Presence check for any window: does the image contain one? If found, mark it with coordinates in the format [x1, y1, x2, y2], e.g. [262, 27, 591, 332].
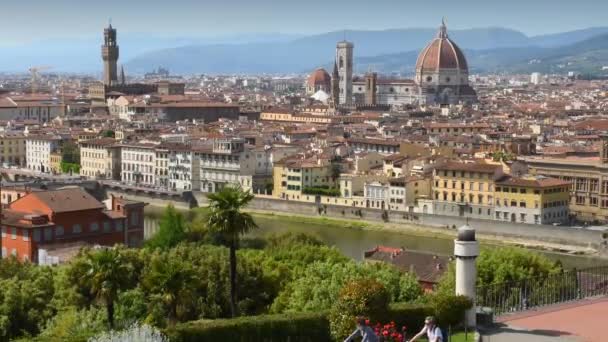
[103, 221, 111, 232]
[520, 201, 526, 208]
[22, 230, 29, 241]
[90, 222, 99, 232]
[1, 227, 5, 238]
[44, 228, 52, 241]
[72, 224, 82, 234]
[1, 247, 6, 258]
[130, 212, 139, 226]
[11, 227, 17, 240]
[576, 196, 586, 205]
[590, 196, 599, 207]
[115, 220, 123, 232]
[33, 229, 41, 242]
[56, 225, 64, 236]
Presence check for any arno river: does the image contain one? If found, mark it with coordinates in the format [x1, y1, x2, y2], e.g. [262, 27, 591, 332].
[144, 209, 604, 269]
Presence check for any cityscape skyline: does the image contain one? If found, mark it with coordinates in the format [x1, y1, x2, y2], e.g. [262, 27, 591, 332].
[2, 0, 608, 45]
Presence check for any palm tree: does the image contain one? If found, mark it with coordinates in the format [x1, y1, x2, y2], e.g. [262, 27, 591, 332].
[206, 185, 258, 317]
[84, 247, 132, 328]
[142, 253, 195, 325]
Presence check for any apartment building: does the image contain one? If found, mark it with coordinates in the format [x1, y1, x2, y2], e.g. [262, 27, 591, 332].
[120, 142, 158, 186]
[0, 132, 26, 167]
[196, 138, 267, 193]
[168, 144, 200, 191]
[522, 134, 608, 223]
[79, 138, 121, 179]
[432, 162, 503, 220]
[26, 135, 61, 173]
[1, 188, 145, 264]
[494, 176, 570, 225]
[155, 145, 169, 189]
[273, 157, 336, 200]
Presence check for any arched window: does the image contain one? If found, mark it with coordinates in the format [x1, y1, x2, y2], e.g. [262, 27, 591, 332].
[339, 57, 344, 68]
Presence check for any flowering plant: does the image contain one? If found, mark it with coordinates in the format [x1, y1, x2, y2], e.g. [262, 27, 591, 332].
[373, 320, 407, 342]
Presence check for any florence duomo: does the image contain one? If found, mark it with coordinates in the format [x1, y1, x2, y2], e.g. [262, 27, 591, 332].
[307, 19, 478, 108]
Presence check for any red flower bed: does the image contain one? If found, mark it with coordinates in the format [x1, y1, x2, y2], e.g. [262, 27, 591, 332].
[373, 320, 407, 342]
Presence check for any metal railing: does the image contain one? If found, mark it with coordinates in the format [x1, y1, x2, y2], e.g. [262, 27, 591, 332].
[477, 266, 608, 317]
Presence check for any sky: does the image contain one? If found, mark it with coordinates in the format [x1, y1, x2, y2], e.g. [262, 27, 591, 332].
[2, 0, 607, 44]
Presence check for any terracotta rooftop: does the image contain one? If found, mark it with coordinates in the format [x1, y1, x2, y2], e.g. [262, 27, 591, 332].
[14, 188, 105, 214]
[435, 161, 502, 173]
[496, 176, 571, 188]
[364, 246, 450, 284]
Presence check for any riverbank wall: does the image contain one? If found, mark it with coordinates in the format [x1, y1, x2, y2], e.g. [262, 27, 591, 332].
[104, 188, 605, 252]
[246, 195, 603, 250]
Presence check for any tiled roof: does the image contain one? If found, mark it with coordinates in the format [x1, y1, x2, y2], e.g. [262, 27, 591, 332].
[435, 161, 501, 173]
[21, 188, 104, 213]
[496, 176, 570, 188]
[364, 246, 450, 284]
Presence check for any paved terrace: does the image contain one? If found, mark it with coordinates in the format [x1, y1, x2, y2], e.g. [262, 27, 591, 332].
[483, 297, 608, 342]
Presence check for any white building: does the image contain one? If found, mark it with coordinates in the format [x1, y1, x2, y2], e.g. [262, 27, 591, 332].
[530, 72, 542, 85]
[26, 136, 60, 173]
[120, 143, 158, 186]
[168, 145, 200, 191]
[155, 145, 169, 189]
[195, 138, 256, 192]
[364, 181, 389, 210]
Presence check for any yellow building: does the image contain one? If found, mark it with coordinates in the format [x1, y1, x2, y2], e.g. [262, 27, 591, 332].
[432, 162, 503, 220]
[0, 133, 26, 167]
[79, 138, 121, 179]
[494, 176, 570, 225]
[273, 157, 336, 200]
[49, 152, 62, 174]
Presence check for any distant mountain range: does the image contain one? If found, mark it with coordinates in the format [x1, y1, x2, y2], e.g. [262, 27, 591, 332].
[123, 27, 608, 75]
[2, 27, 608, 75]
[355, 31, 608, 76]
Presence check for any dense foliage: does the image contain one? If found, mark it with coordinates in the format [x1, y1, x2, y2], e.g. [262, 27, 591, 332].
[302, 186, 341, 197]
[329, 278, 391, 340]
[435, 247, 563, 295]
[0, 204, 564, 341]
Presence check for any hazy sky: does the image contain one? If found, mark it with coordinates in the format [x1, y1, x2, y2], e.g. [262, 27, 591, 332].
[3, 0, 606, 42]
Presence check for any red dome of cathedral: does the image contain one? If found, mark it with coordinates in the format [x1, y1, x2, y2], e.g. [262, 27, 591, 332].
[415, 21, 468, 73]
[307, 68, 331, 88]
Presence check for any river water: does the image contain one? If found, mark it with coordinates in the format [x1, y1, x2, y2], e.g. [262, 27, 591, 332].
[144, 209, 605, 269]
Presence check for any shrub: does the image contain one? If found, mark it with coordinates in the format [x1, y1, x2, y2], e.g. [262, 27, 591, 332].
[165, 312, 330, 342]
[303, 187, 341, 197]
[427, 293, 473, 328]
[329, 278, 390, 340]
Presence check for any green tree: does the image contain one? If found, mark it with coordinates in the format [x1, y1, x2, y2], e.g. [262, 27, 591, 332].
[329, 278, 390, 340]
[436, 247, 562, 295]
[146, 205, 187, 249]
[0, 258, 56, 340]
[270, 260, 421, 313]
[206, 186, 258, 317]
[102, 130, 115, 138]
[141, 252, 196, 325]
[83, 247, 134, 328]
[61, 141, 80, 164]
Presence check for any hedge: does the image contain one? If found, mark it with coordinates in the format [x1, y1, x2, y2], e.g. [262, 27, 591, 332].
[165, 312, 331, 342]
[302, 187, 341, 197]
[164, 303, 442, 342]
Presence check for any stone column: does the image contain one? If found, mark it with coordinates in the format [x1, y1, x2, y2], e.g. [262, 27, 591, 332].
[454, 224, 479, 328]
